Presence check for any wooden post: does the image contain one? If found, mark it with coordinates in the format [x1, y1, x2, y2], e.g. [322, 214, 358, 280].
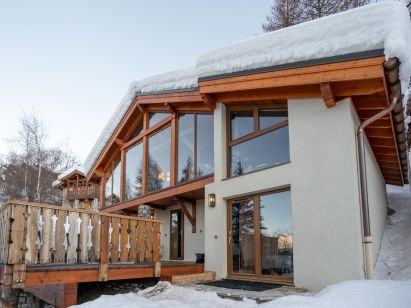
[154, 261, 161, 278]
[99, 215, 109, 281]
[12, 264, 26, 288]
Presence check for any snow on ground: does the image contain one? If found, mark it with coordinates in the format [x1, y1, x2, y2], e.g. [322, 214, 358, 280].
[375, 184, 411, 280]
[74, 185, 411, 307]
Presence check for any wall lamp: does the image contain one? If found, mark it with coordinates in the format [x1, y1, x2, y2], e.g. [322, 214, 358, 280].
[208, 193, 216, 207]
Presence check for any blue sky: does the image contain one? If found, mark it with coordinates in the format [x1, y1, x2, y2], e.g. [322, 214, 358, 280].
[0, 0, 272, 161]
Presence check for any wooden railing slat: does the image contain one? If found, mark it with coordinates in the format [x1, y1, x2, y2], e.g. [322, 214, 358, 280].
[120, 218, 129, 262]
[111, 217, 120, 263]
[137, 221, 145, 262]
[129, 220, 137, 263]
[90, 214, 101, 263]
[8, 205, 26, 264]
[55, 210, 66, 263]
[153, 223, 160, 262]
[40, 208, 52, 264]
[145, 221, 153, 262]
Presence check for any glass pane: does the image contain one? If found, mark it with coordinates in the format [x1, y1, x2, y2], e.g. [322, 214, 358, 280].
[170, 210, 183, 259]
[125, 143, 143, 200]
[260, 191, 293, 277]
[230, 110, 254, 140]
[259, 109, 288, 130]
[149, 112, 170, 128]
[148, 126, 171, 192]
[104, 175, 112, 207]
[232, 199, 255, 274]
[197, 114, 214, 177]
[178, 114, 195, 183]
[230, 126, 290, 177]
[112, 157, 121, 204]
[127, 120, 144, 141]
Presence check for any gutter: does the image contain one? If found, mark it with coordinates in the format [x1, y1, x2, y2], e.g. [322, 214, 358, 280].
[357, 96, 398, 279]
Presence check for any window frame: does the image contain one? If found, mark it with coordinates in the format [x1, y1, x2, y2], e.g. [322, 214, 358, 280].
[103, 109, 214, 207]
[226, 102, 289, 178]
[177, 112, 214, 184]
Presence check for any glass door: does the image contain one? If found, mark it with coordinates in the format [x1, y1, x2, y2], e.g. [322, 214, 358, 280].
[170, 209, 184, 260]
[227, 190, 293, 282]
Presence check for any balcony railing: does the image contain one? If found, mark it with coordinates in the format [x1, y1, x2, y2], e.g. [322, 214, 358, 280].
[0, 200, 161, 283]
[67, 183, 99, 200]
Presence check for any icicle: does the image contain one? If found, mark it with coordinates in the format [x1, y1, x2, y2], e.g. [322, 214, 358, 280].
[63, 216, 70, 251]
[51, 214, 58, 250]
[87, 220, 93, 251]
[36, 215, 45, 250]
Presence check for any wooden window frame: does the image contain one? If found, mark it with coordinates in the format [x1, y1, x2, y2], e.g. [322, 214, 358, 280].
[103, 109, 214, 208]
[169, 208, 184, 260]
[226, 187, 293, 284]
[176, 112, 214, 184]
[226, 103, 289, 178]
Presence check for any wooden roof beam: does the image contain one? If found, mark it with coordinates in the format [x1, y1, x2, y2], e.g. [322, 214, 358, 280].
[200, 93, 216, 110]
[320, 82, 336, 108]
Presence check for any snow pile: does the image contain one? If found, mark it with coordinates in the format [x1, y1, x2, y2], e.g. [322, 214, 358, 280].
[82, 68, 197, 175]
[197, 1, 411, 99]
[73, 280, 411, 308]
[375, 184, 411, 280]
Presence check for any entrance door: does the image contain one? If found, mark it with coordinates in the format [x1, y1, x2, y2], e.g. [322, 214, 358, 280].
[170, 209, 184, 259]
[227, 189, 293, 283]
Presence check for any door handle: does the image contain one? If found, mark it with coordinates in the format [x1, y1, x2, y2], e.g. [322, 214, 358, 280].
[228, 231, 232, 245]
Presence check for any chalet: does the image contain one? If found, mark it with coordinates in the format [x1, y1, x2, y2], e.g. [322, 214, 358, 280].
[1, 2, 410, 306]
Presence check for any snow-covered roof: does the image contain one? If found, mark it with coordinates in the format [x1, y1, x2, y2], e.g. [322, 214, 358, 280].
[82, 68, 198, 175]
[52, 165, 85, 187]
[81, 1, 411, 178]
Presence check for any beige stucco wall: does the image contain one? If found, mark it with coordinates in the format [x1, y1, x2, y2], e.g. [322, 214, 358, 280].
[158, 199, 205, 262]
[204, 98, 388, 291]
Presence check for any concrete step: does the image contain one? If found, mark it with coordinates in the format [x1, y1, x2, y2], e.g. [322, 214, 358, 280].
[161, 271, 216, 284]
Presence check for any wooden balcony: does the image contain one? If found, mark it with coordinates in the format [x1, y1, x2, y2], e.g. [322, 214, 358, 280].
[67, 182, 99, 201]
[0, 200, 162, 288]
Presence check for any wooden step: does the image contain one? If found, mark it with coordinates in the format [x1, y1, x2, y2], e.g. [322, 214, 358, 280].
[161, 271, 216, 284]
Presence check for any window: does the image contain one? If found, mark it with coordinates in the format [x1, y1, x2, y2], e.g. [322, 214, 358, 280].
[124, 142, 143, 200]
[177, 113, 214, 183]
[127, 119, 144, 141]
[149, 112, 170, 128]
[229, 189, 293, 280]
[228, 105, 289, 177]
[148, 126, 171, 192]
[104, 155, 121, 206]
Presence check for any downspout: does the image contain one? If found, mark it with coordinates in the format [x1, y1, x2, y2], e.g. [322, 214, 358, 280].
[357, 96, 398, 279]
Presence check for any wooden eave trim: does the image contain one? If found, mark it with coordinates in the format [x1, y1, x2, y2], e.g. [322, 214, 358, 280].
[199, 56, 385, 95]
[100, 176, 213, 213]
[137, 90, 203, 105]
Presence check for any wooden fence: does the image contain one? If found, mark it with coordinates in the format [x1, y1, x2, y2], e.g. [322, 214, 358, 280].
[0, 201, 161, 268]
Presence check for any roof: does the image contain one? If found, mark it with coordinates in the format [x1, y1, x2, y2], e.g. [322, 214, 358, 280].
[74, 1, 410, 179]
[52, 165, 85, 188]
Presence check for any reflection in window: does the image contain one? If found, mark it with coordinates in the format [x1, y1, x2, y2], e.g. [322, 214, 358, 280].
[259, 109, 288, 130]
[148, 126, 171, 192]
[232, 199, 255, 274]
[177, 113, 214, 183]
[231, 126, 289, 176]
[260, 191, 293, 276]
[178, 114, 195, 183]
[112, 158, 121, 204]
[104, 174, 113, 206]
[127, 119, 144, 141]
[104, 155, 121, 206]
[125, 142, 143, 200]
[230, 110, 254, 140]
[149, 112, 170, 128]
[197, 114, 214, 176]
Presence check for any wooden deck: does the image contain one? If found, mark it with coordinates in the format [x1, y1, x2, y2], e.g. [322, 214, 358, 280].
[0, 201, 207, 307]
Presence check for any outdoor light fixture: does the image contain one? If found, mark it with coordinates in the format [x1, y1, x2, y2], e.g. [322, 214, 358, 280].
[208, 193, 216, 207]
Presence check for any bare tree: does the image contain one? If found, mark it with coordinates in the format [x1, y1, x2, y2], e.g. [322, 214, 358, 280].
[263, 0, 370, 32]
[1, 112, 79, 204]
[263, 0, 304, 32]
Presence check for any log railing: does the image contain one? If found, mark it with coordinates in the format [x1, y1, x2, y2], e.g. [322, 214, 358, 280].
[0, 201, 162, 283]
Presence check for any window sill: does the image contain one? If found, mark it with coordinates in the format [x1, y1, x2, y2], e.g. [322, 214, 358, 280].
[222, 161, 291, 181]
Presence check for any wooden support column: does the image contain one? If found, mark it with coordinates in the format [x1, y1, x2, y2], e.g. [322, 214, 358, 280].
[99, 215, 109, 282]
[177, 199, 196, 233]
[320, 82, 336, 108]
[170, 113, 177, 186]
[25, 283, 78, 308]
[120, 149, 126, 202]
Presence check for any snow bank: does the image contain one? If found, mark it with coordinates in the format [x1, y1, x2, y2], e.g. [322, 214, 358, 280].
[82, 68, 197, 175]
[197, 1, 411, 98]
[73, 280, 411, 308]
[375, 184, 411, 280]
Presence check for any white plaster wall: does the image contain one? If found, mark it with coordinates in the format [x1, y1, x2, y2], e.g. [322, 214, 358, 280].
[158, 199, 205, 262]
[205, 99, 367, 291]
